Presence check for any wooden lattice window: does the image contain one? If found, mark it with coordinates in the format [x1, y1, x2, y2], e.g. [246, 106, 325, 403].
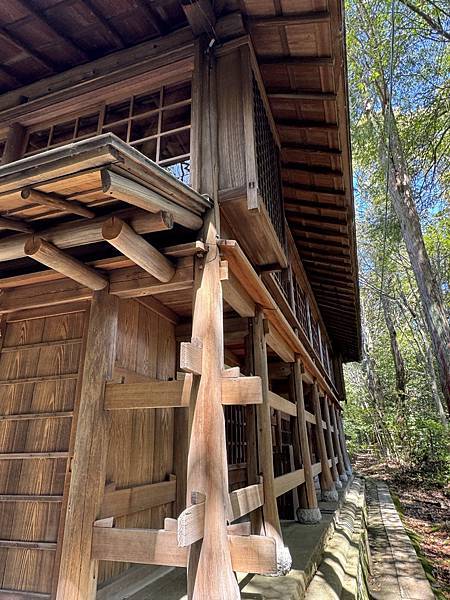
[294, 279, 309, 335]
[274, 268, 290, 300]
[310, 316, 321, 357]
[253, 76, 285, 250]
[23, 80, 191, 184]
[225, 405, 247, 467]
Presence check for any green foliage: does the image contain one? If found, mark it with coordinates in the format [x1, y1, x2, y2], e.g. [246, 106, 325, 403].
[344, 0, 450, 485]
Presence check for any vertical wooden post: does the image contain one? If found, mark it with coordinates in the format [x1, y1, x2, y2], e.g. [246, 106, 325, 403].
[56, 290, 118, 600]
[321, 395, 341, 489]
[312, 383, 338, 502]
[292, 360, 321, 523]
[337, 410, 352, 476]
[1, 122, 25, 164]
[186, 220, 239, 600]
[252, 308, 291, 573]
[244, 328, 264, 534]
[330, 402, 347, 483]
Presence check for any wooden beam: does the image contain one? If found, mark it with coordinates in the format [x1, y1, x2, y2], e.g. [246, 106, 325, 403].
[104, 376, 262, 410]
[282, 162, 343, 177]
[281, 141, 342, 154]
[24, 237, 107, 291]
[99, 479, 176, 520]
[268, 90, 337, 101]
[0, 216, 32, 233]
[259, 56, 334, 67]
[283, 183, 346, 197]
[312, 383, 336, 498]
[101, 170, 203, 230]
[21, 188, 95, 219]
[104, 380, 190, 410]
[268, 391, 297, 417]
[222, 270, 256, 317]
[0, 29, 54, 72]
[79, 0, 125, 48]
[222, 376, 262, 406]
[181, 0, 216, 36]
[228, 482, 264, 522]
[102, 217, 175, 282]
[0, 208, 173, 263]
[274, 469, 305, 498]
[56, 290, 118, 600]
[177, 494, 205, 547]
[249, 11, 330, 26]
[265, 320, 295, 363]
[180, 340, 203, 375]
[91, 527, 278, 575]
[277, 118, 338, 131]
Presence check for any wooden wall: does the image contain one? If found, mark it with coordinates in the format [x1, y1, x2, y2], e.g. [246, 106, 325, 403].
[0, 305, 87, 596]
[0, 297, 177, 595]
[98, 298, 177, 584]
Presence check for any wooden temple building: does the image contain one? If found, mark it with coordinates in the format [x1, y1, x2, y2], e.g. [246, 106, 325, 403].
[0, 1, 361, 598]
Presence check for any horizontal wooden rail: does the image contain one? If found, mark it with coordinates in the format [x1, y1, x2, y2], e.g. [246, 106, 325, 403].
[1, 338, 83, 352]
[92, 527, 278, 575]
[274, 468, 305, 498]
[305, 410, 316, 425]
[268, 391, 297, 417]
[227, 482, 264, 522]
[0, 452, 69, 460]
[104, 376, 262, 410]
[0, 539, 57, 550]
[218, 240, 341, 406]
[0, 374, 78, 385]
[0, 495, 63, 502]
[0, 411, 73, 422]
[99, 479, 176, 520]
[311, 461, 322, 477]
[0, 590, 50, 599]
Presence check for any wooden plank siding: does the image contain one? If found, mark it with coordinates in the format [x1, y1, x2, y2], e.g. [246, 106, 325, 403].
[0, 306, 87, 596]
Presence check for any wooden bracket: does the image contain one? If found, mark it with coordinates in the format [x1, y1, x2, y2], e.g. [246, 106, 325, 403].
[180, 339, 203, 375]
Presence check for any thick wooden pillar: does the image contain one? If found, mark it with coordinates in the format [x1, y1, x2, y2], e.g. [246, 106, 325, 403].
[252, 308, 291, 573]
[330, 402, 347, 483]
[1, 122, 25, 164]
[321, 395, 341, 489]
[56, 290, 118, 600]
[337, 410, 352, 475]
[312, 383, 338, 502]
[185, 218, 239, 599]
[292, 360, 321, 523]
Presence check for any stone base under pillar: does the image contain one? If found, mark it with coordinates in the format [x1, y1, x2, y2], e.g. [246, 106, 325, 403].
[339, 472, 349, 483]
[335, 479, 343, 489]
[296, 506, 322, 524]
[321, 488, 339, 502]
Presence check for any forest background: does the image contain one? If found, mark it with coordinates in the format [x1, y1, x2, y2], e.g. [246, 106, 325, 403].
[343, 0, 449, 594]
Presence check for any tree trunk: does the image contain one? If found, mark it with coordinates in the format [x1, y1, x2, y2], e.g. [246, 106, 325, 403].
[381, 108, 450, 414]
[381, 294, 407, 408]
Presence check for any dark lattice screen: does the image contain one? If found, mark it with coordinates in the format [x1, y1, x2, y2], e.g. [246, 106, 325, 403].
[311, 316, 321, 357]
[274, 268, 291, 300]
[294, 279, 309, 335]
[225, 405, 247, 467]
[253, 76, 285, 250]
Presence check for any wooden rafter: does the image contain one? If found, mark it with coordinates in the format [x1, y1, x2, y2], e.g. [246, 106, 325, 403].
[78, 0, 126, 48]
[0, 216, 32, 233]
[268, 90, 337, 101]
[14, 0, 89, 61]
[259, 56, 334, 67]
[280, 142, 342, 155]
[248, 11, 330, 26]
[0, 29, 54, 72]
[282, 163, 343, 177]
[277, 118, 338, 131]
[21, 188, 95, 219]
[283, 183, 346, 197]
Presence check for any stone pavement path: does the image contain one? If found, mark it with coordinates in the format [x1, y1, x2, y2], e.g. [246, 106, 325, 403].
[367, 479, 434, 600]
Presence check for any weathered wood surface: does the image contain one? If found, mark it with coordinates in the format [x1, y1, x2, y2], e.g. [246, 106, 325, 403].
[0, 306, 86, 596]
[56, 291, 118, 599]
